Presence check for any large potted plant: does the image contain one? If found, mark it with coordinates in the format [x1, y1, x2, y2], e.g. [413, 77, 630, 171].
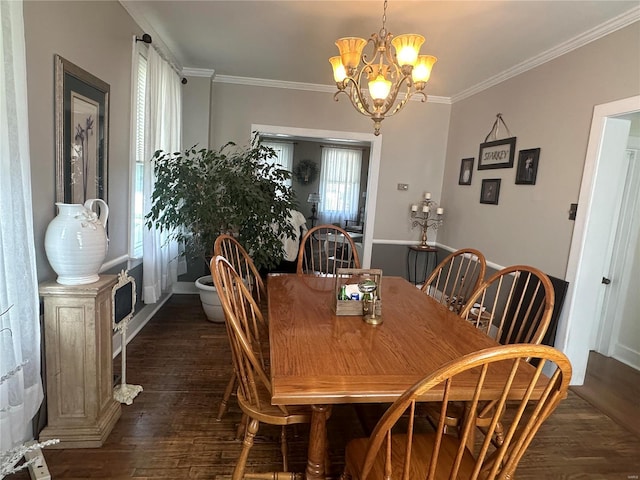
[145, 135, 296, 321]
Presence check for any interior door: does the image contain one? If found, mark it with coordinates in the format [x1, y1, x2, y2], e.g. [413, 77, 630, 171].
[596, 145, 640, 368]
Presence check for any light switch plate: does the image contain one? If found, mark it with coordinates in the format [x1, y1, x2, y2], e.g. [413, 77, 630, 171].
[397, 183, 409, 191]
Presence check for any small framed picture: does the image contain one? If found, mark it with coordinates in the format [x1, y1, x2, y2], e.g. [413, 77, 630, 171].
[458, 158, 474, 185]
[515, 148, 540, 185]
[480, 179, 501, 205]
[478, 137, 516, 170]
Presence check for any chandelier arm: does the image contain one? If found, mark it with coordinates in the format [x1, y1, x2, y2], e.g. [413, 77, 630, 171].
[337, 77, 372, 116]
[387, 86, 427, 118]
[377, 74, 413, 117]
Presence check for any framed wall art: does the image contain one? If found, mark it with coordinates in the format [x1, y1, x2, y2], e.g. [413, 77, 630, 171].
[55, 54, 110, 204]
[480, 178, 501, 205]
[458, 157, 474, 185]
[478, 137, 516, 170]
[515, 148, 540, 185]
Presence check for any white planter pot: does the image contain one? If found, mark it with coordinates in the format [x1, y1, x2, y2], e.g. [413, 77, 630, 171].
[195, 275, 225, 323]
[44, 199, 109, 285]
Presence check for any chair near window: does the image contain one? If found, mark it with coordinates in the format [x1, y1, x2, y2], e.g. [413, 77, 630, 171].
[212, 234, 267, 422]
[421, 248, 486, 313]
[341, 344, 572, 480]
[296, 224, 361, 275]
[211, 256, 311, 480]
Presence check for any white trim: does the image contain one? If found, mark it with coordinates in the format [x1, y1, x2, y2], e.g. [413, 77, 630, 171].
[452, 5, 640, 103]
[252, 124, 381, 268]
[99, 254, 129, 273]
[611, 343, 640, 371]
[216, 74, 451, 104]
[120, 1, 183, 74]
[172, 281, 199, 294]
[433, 243, 505, 272]
[182, 67, 215, 79]
[112, 292, 171, 357]
[558, 95, 640, 385]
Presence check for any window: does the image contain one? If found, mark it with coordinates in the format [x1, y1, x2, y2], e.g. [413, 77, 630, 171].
[318, 147, 362, 225]
[130, 46, 147, 259]
[261, 140, 293, 187]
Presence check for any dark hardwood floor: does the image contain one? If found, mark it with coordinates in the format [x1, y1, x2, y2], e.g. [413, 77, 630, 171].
[572, 350, 640, 438]
[12, 294, 640, 479]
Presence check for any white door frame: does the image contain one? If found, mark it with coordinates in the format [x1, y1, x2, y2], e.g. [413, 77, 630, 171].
[556, 95, 640, 385]
[596, 147, 640, 364]
[251, 124, 382, 268]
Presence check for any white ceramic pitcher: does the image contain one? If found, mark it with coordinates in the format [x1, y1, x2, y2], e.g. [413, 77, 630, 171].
[44, 198, 109, 285]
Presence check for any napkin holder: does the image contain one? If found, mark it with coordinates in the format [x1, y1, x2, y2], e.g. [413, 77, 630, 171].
[333, 268, 383, 316]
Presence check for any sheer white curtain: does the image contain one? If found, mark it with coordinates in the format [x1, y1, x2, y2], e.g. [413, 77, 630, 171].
[0, 0, 44, 450]
[318, 147, 362, 225]
[142, 48, 183, 304]
[262, 141, 293, 187]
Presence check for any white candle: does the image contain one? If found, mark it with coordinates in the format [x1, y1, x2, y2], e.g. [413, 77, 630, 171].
[411, 204, 418, 212]
[422, 205, 429, 213]
[437, 207, 444, 215]
[424, 192, 431, 200]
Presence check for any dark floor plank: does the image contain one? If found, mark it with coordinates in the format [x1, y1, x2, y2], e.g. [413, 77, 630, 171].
[572, 350, 640, 438]
[12, 294, 640, 479]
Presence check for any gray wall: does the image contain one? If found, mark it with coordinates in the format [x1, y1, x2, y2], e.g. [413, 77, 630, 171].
[438, 22, 640, 279]
[208, 82, 452, 244]
[24, 1, 142, 282]
[23, 1, 639, 287]
[182, 75, 211, 149]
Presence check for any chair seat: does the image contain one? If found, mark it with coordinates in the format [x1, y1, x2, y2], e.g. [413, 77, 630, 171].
[237, 386, 312, 426]
[345, 433, 477, 480]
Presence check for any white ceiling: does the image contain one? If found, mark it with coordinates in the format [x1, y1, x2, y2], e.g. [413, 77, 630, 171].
[122, 1, 639, 100]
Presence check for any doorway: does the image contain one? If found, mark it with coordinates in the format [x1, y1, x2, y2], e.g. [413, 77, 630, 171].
[252, 124, 382, 268]
[556, 95, 640, 385]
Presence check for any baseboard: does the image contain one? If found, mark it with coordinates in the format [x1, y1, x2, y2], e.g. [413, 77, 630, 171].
[24, 442, 51, 480]
[112, 292, 172, 357]
[612, 343, 640, 371]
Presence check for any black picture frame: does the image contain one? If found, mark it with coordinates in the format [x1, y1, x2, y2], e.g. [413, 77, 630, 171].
[480, 178, 501, 205]
[478, 137, 516, 170]
[458, 158, 474, 185]
[515, 148, 540, 185]
[55, 55, 110, 205]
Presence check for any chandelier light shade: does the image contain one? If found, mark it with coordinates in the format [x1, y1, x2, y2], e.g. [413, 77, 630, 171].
[329, 0, 437, 136]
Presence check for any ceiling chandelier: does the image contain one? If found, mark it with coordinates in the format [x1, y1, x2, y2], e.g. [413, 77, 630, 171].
[329, 0, 437, 136]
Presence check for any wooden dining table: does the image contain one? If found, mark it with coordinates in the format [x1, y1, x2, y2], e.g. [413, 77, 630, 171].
[267, 273, 542, 480]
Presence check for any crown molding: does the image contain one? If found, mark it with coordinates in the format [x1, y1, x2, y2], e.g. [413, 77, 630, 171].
[120, 1, 183, 72]
[213, 74, 451, 104]
[182, 67, 216, 79]
[451, 5, 640, 103]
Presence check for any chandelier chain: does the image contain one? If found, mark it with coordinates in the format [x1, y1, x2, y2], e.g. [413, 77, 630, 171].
[381, 0, 388, 36]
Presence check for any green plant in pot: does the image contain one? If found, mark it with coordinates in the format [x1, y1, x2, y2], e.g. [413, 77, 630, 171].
[145, 135, 296, 321]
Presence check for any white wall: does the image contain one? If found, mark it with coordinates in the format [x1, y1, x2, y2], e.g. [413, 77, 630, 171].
[438, 22, 640, 278]
[616, 228, 640, 362]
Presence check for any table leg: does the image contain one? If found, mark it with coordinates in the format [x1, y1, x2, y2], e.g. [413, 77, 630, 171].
[306, 404, 331, 480]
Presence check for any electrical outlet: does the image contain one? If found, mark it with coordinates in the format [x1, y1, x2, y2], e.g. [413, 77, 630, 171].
[397, 183, 409, 191]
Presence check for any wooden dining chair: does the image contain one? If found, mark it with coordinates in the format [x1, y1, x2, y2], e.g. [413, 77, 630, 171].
[341, 344, 572, 480]
[459, 265, 555, 346]
[439, 265, 555, 446]
[211, 255, 312, 480]
[296, 224, 361, 275]
[421, 248, 486, 313]
[213, 234, 267, 421]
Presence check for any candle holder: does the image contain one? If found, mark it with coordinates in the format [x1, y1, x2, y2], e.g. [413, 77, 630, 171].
[410, 193, 444, 248]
